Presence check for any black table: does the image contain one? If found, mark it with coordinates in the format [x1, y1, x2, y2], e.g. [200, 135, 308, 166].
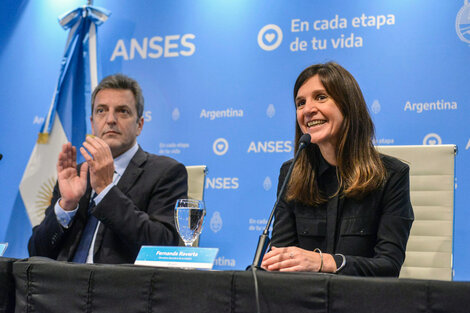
[2, 257, 470, 313]
[0, 257, 15, 313]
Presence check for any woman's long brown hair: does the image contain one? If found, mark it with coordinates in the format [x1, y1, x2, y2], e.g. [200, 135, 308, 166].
[286, 62, 386, 205]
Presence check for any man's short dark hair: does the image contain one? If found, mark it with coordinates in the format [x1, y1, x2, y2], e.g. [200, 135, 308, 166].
[91, 74, 144, 120]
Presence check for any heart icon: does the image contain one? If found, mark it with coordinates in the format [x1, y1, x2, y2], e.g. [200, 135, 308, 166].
[265, 33, 275, 43]
[213, 138, 229, 155]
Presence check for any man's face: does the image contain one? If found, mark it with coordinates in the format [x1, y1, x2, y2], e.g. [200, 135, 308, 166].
[91, 88, 143, 158]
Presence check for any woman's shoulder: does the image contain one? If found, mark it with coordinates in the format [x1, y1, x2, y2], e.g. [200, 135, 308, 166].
[279, 159, 294, 178]
[379, 153, 410, 174]
[280, 159, 294, 169]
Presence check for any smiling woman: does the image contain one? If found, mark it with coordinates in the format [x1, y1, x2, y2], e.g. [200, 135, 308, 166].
[261, 62, 414, 277]
[289, 62, 386, 205]
[294, 74, 344, 165]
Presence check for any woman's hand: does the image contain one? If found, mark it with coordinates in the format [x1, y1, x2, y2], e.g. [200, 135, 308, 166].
[261, 246, 337, 272]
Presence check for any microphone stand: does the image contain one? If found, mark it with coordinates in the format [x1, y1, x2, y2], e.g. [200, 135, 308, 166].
[249, 134, 311, 270]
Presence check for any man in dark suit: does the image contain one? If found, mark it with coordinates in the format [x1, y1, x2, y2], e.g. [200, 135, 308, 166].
[28, 74, 187, 264]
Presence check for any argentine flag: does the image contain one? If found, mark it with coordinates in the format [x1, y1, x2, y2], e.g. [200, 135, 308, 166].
[3, 5, 110, 258]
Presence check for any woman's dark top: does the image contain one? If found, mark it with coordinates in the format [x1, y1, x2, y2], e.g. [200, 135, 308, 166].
[271, 153, 414, 277]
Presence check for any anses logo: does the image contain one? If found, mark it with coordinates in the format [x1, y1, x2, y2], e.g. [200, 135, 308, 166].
[110, 34, 196, 61]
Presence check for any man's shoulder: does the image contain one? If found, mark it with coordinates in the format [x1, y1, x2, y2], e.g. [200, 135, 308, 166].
[139, 149, 184, 169]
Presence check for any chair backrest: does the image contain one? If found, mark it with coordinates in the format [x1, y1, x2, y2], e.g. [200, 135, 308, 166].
[376, 145, 456, 280]
[185, 165, 208, 201]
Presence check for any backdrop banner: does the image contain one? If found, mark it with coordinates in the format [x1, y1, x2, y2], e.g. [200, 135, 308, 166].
[0, 1, 469, 279]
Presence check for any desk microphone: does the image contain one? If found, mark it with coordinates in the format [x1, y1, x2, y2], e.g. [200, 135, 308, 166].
[249, 133, 311, 269]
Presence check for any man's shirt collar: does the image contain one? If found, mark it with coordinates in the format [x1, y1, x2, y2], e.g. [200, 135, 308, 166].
[113, 143, 139, 177]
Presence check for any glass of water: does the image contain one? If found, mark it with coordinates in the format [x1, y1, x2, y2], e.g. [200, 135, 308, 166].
[174, 199, 206, 247]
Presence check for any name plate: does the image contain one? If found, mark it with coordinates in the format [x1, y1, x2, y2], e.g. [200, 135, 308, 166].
[0, 243, 8, 256]
[135, 246, 219, 270]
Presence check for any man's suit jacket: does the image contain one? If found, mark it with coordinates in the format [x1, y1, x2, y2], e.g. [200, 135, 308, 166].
[28, 147, 188, 264]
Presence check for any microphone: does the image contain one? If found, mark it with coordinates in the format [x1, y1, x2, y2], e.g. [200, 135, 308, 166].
[0, 153, 2, 161]
[249, 133, 311, 269]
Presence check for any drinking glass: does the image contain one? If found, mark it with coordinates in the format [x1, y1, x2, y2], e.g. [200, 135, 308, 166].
[174, 199, 206, 247]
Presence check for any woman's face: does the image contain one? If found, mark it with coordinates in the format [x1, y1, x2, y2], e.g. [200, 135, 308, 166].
[295, 75, 344, 148]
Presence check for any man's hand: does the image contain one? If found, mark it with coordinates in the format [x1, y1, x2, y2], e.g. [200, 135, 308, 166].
[57, 143, 88, 211]
[80, 136, 114, 194]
